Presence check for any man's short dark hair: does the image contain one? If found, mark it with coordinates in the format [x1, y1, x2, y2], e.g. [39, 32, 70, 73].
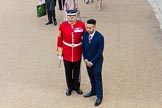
[87, 19, 96, 25]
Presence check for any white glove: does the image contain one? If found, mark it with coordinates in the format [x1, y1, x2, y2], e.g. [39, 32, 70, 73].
[57, 56, 63, 61]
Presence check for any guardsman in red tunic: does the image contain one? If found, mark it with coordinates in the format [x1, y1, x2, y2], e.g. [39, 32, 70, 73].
[57, 10, 86, 96]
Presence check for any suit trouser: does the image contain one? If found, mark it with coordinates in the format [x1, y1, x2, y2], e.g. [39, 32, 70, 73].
[46, 0, 56, 22]
[58, 0, 65, 10]
[63, 60, 81, 90]
[87, 58, 103, 98]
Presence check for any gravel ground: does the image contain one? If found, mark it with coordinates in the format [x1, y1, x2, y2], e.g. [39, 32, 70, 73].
[0, 0, 162, 108]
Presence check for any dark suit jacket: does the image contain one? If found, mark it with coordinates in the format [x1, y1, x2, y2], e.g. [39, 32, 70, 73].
[82, 31, 104, 65]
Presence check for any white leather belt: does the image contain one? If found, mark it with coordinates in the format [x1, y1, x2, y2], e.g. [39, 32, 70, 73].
[63, 41, 82, 47]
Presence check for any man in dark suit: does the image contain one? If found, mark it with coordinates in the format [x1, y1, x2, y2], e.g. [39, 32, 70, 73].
[82, 19, 104, 106]
[45, 0, 57, 25]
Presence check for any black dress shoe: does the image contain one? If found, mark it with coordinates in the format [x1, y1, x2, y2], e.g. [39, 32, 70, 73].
[75, 89, 83, 95]
[45, 21, 52, 25]
[66, 89, 72, 96]
[84, 92, 96, 97]
[94, 98, 102, 106]
[53, 20, 57, 26]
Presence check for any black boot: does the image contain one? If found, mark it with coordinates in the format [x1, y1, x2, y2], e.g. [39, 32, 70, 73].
[45, 21, 52, 25]
[53, 18, 57, 26]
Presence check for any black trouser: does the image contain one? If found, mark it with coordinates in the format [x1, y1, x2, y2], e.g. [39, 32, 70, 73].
[58, 0, 65, 10]
[46, 0, 56, 22]
[63, 60, 81, 90]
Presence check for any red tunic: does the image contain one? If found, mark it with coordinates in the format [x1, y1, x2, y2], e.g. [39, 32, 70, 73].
[57, 21, 86, 62]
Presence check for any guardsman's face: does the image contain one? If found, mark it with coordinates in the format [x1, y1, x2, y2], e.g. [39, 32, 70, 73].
[87, 24, 96, 34]
[67, 15, 77, 25]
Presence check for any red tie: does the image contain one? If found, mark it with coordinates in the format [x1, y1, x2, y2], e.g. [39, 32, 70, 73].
[89, 35, 92, 43]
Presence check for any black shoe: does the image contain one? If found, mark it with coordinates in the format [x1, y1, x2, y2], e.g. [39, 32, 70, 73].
[84, 92, 96, 97]
[66, 89, 72, 96]
[94, 98, 102, 106]
[53, 20, 57, 26]
[75, 89, 83, 95]
[45, 21, 52, 25]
